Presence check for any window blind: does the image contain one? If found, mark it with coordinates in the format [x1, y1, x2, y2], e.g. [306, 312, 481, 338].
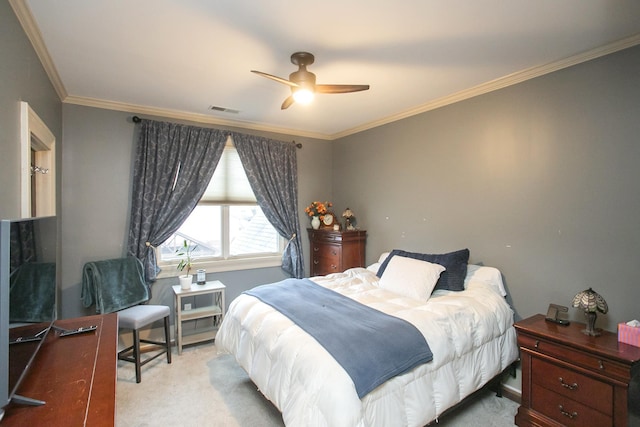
[200, 144, 256, 204]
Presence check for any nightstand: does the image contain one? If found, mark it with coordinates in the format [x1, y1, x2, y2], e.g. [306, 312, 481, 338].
[307, 228, 366, 276]
[515, 314, 640, 427]
[171, 280, 225, 355]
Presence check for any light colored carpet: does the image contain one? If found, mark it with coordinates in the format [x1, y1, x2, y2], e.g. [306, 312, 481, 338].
[116, 343, 518, 427]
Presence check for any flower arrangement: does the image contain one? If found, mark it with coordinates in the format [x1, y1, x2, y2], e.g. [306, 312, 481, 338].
[305, 201, 332, 219]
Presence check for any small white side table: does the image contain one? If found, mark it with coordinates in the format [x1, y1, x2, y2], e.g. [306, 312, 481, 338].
[171, 280, 226, 355]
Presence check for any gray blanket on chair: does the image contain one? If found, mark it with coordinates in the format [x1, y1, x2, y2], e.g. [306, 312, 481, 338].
[81, 257, 149, 314]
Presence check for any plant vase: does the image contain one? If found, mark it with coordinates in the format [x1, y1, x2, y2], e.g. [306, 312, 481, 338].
[179, 275, 192, 290]
[311, 216, 321, 230]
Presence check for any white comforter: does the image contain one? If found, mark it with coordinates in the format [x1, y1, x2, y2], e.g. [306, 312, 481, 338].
[217, 266, 518, 427]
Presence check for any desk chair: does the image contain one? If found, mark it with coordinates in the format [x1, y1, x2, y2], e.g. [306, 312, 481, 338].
[81, 257, 171, 383]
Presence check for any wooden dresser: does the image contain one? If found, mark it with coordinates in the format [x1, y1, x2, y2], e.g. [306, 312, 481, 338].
[515, 314, 640, 427]
[2, 314, 117, 426]
[307, 228, 366, 276]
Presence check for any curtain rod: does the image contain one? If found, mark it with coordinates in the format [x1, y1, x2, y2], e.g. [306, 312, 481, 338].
[131, 115, 302, 148]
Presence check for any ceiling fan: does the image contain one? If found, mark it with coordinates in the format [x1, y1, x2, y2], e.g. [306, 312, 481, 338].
[252, 52, 370, 110]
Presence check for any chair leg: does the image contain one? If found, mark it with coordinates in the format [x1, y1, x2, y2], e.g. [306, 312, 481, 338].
[164, 315, 172, 364]
[133, 329, 141, 383]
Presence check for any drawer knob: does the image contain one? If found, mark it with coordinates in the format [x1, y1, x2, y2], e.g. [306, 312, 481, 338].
[331, 250, 337, 256]
[534, 340, 540, 349]
[558, 405, 578, 419]
[598, 360, 604, 370]
[558, 377, 578, 390]
[313, 260, 319, 265]
[313, 247, 319, 252]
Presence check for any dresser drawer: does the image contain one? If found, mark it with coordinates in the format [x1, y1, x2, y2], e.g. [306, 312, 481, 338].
[308, 229, 366, 277]
[308, 231, 343, 243]
[532, 357, 612, 415]
[311, 244, 341, 275]
[312, 255, 340, 274]
[531, 383, 612, 427]
[518, 334, 630, 381]
[312, 244, 341, 258]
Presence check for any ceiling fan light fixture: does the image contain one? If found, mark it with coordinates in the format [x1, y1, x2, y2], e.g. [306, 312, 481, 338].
[292, 87, 314, 104]
[252, 51, 369, 109]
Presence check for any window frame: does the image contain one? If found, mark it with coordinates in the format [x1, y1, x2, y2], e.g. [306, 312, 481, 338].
[156, 144, 285, 278]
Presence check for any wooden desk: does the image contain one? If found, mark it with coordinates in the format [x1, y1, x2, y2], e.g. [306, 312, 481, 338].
[2, 314, 117, 426]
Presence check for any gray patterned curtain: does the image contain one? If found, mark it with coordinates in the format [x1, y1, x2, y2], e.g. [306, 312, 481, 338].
[232, 133, 304, 278]
[128, 119, 227, 282]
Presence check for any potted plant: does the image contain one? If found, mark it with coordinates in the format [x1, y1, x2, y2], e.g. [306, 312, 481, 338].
[176, 240, 197, 290]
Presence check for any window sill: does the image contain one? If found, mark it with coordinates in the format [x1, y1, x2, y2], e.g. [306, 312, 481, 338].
[156, 255, 282, 279]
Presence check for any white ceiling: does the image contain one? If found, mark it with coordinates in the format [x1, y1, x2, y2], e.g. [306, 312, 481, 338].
[12, 0, 640, 139]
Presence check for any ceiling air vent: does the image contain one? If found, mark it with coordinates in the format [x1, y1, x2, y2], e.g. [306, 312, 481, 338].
[209, 105, 240, 114]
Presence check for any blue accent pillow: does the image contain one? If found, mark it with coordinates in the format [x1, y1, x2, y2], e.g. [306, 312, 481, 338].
[376, 248, 470, 292]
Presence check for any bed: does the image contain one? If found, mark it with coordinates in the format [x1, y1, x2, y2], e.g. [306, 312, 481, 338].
[216, 251, 519, 426]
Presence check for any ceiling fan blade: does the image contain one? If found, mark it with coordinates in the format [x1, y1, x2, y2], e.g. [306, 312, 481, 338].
[316, 84, 370, 94]
[251, 70, 298, 87]
[281, 96, 295, 110]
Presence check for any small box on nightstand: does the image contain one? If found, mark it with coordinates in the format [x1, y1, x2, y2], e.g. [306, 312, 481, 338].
[618, 322, 640, 347]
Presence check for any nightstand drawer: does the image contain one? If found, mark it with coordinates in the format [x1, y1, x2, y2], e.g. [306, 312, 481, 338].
[515, 314, 640, 427]
[518, 334, 630, 381]
[531, 383, 612, 427]
[532, 357, 612, 415]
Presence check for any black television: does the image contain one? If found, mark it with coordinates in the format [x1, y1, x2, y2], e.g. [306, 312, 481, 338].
[0, 216, 57, 421]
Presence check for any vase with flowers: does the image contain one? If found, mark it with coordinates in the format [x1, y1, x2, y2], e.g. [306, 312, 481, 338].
[305, 201, 332, 230]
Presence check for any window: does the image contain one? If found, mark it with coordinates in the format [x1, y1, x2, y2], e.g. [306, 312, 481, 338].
[157, 142, 283, 276]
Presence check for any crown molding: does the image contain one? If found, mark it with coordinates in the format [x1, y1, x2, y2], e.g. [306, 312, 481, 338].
[63, 95, 333, 140]
[331, 33, 640, 140]
[9, 0, 67, 101]
[11, 1, 639, 141]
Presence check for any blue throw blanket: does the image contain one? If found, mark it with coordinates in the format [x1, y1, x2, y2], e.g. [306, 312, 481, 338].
[245, 278, 433, 398]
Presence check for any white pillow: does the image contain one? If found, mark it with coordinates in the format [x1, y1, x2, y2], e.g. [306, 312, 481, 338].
[366, 262, 381, 273]
[366, 252, 391, 273]
[377, 252, 391, 263]
[464, 264, 507, 296]
[379, 255, 446, 301]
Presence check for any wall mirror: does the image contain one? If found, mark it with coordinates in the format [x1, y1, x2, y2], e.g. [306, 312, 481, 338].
[20, 102, 56, 218]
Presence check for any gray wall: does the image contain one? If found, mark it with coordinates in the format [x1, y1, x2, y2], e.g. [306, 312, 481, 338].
[334, 45, 640, 331]
[1, 2, 62, 319]
[60, 104, 333, 320]
[5, 0, 640, 351]
[0, 1, 62, 220]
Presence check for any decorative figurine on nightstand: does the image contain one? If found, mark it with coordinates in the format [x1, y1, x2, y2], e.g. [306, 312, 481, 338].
[342, 207, 357, 230]
[572, 287, 608, 336]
